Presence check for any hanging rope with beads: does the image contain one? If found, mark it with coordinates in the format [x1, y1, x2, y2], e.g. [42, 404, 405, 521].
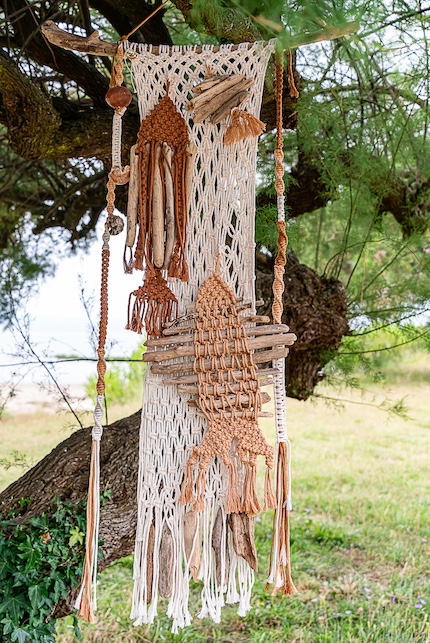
[267, 50, 297, 597]
[75, 42, 132, 624]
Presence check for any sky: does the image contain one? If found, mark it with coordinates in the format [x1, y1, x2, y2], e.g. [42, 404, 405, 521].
[0, 225, 142, 391]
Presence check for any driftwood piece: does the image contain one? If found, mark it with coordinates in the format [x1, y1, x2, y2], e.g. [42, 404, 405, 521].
[209, 90, 249, 125]
[41, 20, 361, 58]
[228, 513, 258, 572]
[186, 75, 246, 112]
[162, 366, 280, 385]
[187, 390, 270, 408]
[146, 522, 155, 604]
[142, 332, 296, 362]
[152, 145, 164, 269]
[193, 75, 231, 94]
[185, 142, 197, 214]
[196, 409, 273, 419]
[177, 379, 272, 395]
[149, 346, 289, 374]
[158, 524, 174, 599]
[212, 508, 229, 585]
[162, 314, 270, 335]
[126, 144, 138, 248]
[183, 511, 201, 582]
[162, 143, 175, 271]
[193, 79, 254, 123]
[163, 299, 264, 328]
[146, 324, 290, 348]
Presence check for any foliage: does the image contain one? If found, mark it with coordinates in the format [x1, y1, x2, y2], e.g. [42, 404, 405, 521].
[84, 343, 146, 406]
[0, 498, 87, 642]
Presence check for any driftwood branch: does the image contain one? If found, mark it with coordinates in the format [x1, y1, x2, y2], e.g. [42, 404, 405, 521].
[41, 20, 359, 58]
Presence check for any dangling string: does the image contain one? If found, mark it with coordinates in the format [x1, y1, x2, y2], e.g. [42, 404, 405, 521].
[267, 49, 297, 597]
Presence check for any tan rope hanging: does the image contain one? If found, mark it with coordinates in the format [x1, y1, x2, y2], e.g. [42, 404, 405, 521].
[267, 51, 297, 597]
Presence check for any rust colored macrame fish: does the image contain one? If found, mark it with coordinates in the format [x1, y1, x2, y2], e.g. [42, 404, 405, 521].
[179, 267, 277, 516]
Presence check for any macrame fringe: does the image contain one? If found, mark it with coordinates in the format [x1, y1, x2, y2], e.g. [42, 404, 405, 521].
[225, 461, 241, 514]
[224, 109, 266, 146]
[267, 441, 297, 596]
[264, 465, 277, 511]
[241, 463, 261, 517]
[127, 268, 178, 337]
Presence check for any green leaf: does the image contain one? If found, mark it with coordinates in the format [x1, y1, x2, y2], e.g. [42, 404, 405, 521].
[11, 627, 31, 643]
[1, 618, 15, 635]
[68, 527, 84, 547]
[0, 593, 27, 622]
[28, 584, 47, 609]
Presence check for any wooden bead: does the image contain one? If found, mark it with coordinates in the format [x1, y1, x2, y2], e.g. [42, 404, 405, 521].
[105, 86, 132, 109]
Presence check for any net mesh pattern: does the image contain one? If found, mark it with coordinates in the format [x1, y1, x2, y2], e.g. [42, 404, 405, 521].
[124, 39, 275, 631]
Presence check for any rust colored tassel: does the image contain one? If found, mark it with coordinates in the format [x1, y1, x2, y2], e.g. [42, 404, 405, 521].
[194, 469, 206, 512]
[242, 462, 262, 517]
[179, 461, 195, 505]
[264, 465, 277, 511]
[127, 267, 178, 338]
[225, 460, 241, 514]
[224, 109, 266, 146]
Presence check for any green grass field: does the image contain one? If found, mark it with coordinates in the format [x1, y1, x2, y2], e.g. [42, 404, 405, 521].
[1, 353, 429, 642]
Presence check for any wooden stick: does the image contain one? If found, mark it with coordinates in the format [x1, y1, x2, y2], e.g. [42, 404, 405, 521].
[188, 390, 270, 408]
[192, 79, 254, 123]
[162, 143, 175, 270]
[177, 379, 272, 395]
[195, 409, 274, 419]
[162, 366, 280, 385]
[193, 75, 231, 94]
[142, 332, 296, 363]
[185, 142, 196, 214]
[162, 314, 270, 335]
[152, 145, 164, 268]
[41, 20, 360, 58]
[163, 299, 264, 329]
[186, 75, 246, 112]
[209, 90, 249, 125]
[126, 144, 138, 248]
[146, 324, 290, 348]
[149, 347, 289, 375]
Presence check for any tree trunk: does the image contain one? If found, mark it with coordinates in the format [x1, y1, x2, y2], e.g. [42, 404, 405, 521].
[0, 410, 141, 617]
[256, 251, 350, 400]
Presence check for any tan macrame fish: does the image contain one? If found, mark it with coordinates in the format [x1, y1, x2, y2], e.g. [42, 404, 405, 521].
[126, 90, 190, 338]
[178, 267, 277, 516]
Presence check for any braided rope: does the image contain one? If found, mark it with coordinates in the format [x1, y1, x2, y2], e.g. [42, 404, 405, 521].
[272, 56, 287, 326]
[267, 51, 297, 597]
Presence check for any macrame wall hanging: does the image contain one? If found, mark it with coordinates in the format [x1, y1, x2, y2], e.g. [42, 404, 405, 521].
[76, 34, 298, 633]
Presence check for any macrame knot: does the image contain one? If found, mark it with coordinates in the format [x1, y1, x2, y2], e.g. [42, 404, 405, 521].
[92, 395, 104, 441]
[110, 166, 130, 185]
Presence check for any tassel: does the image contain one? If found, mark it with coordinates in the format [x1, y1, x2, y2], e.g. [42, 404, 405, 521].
[126, 268, 178, 338]
[76, 396, 104, 622]
[225, 460, 241, 514]
[224, 109, 266, 146]
[179, 461, 195, 505]
[264, 465, 277, 511]
[242, 463, 261, 517]
[268, 441, 297, 596]
[194, 469, 206, 512]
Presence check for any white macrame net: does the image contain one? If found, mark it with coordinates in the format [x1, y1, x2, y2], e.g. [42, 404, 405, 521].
[123, 39, 276, 632]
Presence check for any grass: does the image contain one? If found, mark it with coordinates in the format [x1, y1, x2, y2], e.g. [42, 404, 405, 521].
[1, 357, 429, 642]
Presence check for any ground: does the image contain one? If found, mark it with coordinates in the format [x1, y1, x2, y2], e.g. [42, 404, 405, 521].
[1, 352, 429, 642]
